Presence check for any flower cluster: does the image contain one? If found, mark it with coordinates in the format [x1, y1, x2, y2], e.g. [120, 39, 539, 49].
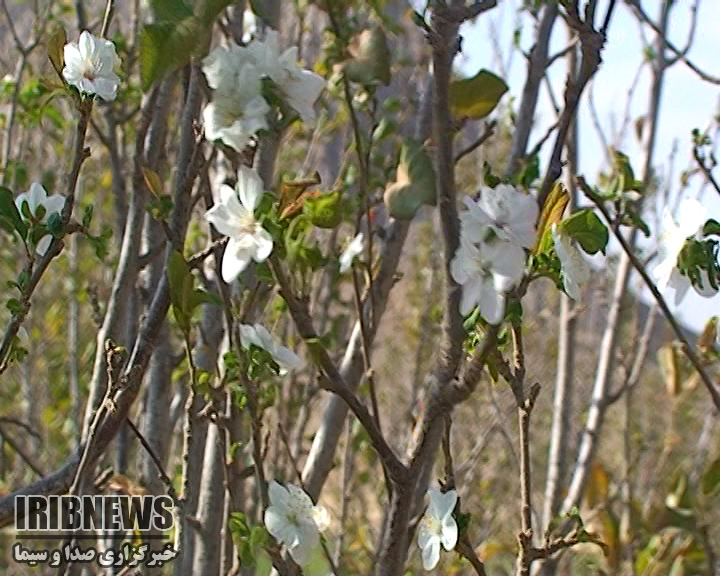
[451, 185, 536, 324]
[653, 198, 718, 304]
[417, 488, 458, 570]
[15, 183, 65, 256]
[204, 166, 273, 283]
[264, 481, 329, 566]
[202, 29, 324, 152]
[239, 323, 304, 374]
[62, 31, 121, 102]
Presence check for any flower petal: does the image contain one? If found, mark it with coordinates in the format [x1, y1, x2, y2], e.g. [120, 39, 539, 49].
[421, 538, 441, 571]
[252, 227, 273, 263]
[479, 282, 505, 325]
[204, 203, 239, 238]
[264, 507, 299, 549]
[237, 166, 265, 213]
[268, 480, 290, 509]
[35, 235, 53, 256]
[460, 276, 484, 316]
[440, 516, 458, 551]
[221, 238, 252, 282]
[42, 195, 66, 219]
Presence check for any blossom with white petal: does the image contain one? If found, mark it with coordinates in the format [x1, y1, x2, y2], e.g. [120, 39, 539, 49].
[246, 29, 325, 122]
[552, 224, 590, 301]
[239, 323, 304, 373]
[653, 198, 710, 304]
[202, 48, 270, 152]
[264, 481, 329, 566]
[417, 488, 458, 571]
[339, 233, 364, 273]
[15, 183, 65, 256]
[62, 31, 120, 101]
[241, 9, 257, 43]
[461, 185, 539, 249]
[204, 166, 273, 282]
[450, 237, 526, 323]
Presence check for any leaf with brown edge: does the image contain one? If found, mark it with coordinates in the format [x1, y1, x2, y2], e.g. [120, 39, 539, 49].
[47, 28, 67, 80]
[279, 172, 321, 219]
[534, 182, 569, 254]
[142, 166, 164, 198]
[658, 343, 680, 398]
[697, 316, 718, 356]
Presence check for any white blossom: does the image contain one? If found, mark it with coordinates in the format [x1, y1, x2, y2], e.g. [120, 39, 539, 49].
[204, 166, 273, 282]
[552, 224, 590, 301]
[653, 198, 711, 304]
[241, 9, 257, 43]
[246, 29, 325, 122]
[264, 481, 329, 566]
[461, 185, 539, 249]
[450, 237, 526, 323]
[202, 48, 270, 152]
[62, 31, 120, 101]
[239, 323, 304, 373]
[15, 183, 65, 256]
[339, 232, 364, 273]
[417, 488, 458, 571]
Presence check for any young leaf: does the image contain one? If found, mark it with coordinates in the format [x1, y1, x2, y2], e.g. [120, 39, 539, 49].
[142, 167, 164, 198]
[534, 182, 569, 254]
[702, 456, 720, 495]
[140, 19, 205, 91]
[703, 218, 720, 237]
[278, 172, 321, 219]
[47, 28, 68, 80]
[167, 250, 194, 334]
[449, 69, 508, 120]
[0, 187, 27, 238]
[303, 191, 342, 229]
[560, 209, 609, 255]
[150, 0, 193, 22]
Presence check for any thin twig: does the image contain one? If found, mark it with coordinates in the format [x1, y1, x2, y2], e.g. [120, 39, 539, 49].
[454, 121, 497, 163]
[125, 417, 178, 501]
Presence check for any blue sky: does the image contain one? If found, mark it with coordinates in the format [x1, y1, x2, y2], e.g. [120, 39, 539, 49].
[458, 0, 720, 333]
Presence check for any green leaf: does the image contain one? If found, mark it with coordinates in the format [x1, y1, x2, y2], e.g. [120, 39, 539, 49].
[82, 205, 94, 229]
[0, 187, 27, 238]
[6, 298, 22, 315]
[703, 218, 720, 237]
[449, 69, 508, 120]
[560, 209, 609, 255]
[150, 0, 193, 22]
[141, 0, 233, 90]
[189, 288, 222, 311]
[167, 250, 195, 334]
[46, 212, 64, 237]
[140, 20, 202, 91]
[47, 28, 67, 80]
[302, 544, 333, 576]
[702, 456, 720, 495]
[253, 549, 273, 576]
[303, 191, 342, 229]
